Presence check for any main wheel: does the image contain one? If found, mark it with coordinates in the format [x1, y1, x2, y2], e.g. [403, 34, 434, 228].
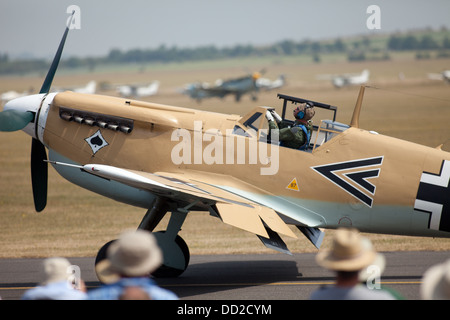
[93, 231, 190, 280]
[152, 231, 190, 278]
[94, 239, 116, 283]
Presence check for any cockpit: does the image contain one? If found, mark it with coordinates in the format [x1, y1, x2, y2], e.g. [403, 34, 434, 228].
[234, 93, 349, 151]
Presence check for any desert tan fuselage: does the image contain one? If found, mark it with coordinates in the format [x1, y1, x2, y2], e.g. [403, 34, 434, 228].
[42, 91, 450, 239]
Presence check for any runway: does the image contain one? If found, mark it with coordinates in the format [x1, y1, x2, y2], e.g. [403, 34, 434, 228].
[0, 251, 449, 300]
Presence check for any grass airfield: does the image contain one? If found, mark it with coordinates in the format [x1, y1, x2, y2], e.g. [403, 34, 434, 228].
[1, 55, 450, 258]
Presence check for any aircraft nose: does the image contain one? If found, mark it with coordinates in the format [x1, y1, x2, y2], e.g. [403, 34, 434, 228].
[1, 94, 45, 135]
[3, 93, 46, 114]
[1, 93, 56, 140]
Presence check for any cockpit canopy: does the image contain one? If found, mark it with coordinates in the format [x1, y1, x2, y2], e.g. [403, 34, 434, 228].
[234, 93, 349, 151]
[312, 119, 349, 150]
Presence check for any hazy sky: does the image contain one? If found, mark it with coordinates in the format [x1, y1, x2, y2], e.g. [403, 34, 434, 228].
[1, 0, 450, 59]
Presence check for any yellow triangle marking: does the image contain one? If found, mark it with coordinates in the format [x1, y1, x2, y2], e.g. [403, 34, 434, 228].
[287, 178, 299, 191]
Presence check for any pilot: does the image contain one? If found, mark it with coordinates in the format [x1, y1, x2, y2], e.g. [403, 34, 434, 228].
[266, 102, 315, 150]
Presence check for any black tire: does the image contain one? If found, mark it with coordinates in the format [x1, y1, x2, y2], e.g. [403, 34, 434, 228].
[94, 239, 116, 266]
[94, 239, 116, 283]
[152, 231, 190, 278]
[94, 231, 190, 279]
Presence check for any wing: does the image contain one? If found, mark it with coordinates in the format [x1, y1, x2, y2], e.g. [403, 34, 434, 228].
[68, 163, 308, 252]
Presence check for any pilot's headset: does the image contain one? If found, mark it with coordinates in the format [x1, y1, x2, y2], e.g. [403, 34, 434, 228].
[293, 102, 315, 120]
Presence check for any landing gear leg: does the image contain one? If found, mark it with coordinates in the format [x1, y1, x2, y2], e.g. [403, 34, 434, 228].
[138, 197, 168, 232]
[138, 197, 190, 277]
[152, 209, 190, 278]
[95, 198, 191, 280]
[95, 198, 168, 275]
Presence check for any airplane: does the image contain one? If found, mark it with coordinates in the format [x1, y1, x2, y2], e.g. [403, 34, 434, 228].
[427, 70, 450, 83]
[317, 69, 370, 88]
[2, 17, 450, 279]
[52, 80, 97, 94]
[181, 71, 284, 103]
[117, 81, 160, 98]
[256, 74, 286, 91]
[73, 80, 97, 94]
[1, 88, 33, 105]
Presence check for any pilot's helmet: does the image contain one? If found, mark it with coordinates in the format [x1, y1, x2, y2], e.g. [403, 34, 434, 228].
[293, 102, 315, 121]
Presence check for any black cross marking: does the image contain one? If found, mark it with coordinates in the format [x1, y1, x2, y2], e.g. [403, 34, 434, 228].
[414, 160, 450, 233]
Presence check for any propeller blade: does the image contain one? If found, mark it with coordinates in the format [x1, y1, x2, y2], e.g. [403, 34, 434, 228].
[29, 12, 74, 212]
[31, 138, 48, 212]
[0, 109, 34, 132]
[39, 11, 75, 94]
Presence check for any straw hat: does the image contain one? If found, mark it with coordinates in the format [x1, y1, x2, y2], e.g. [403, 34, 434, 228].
[421, 259, 450, 300]
[42, 257, 72, 284]
[316, 228, 377, 272]
[96, 230, 163, 284]
[358, 237, 386, 282]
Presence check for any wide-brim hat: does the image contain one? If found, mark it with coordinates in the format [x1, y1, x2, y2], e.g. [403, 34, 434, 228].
[96, 230, 163, 284]
[316, 228, 377, 272]
[359, 237, 386, 282]
[421, 259, 450, 300]
[41, 257, 72, 285]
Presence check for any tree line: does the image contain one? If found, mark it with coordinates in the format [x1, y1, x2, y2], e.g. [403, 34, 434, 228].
[388, 34, 450, 51]
[1, 30, 449, 75]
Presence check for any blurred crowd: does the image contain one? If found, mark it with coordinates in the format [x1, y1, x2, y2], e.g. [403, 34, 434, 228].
[13, 228, 450, 300]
